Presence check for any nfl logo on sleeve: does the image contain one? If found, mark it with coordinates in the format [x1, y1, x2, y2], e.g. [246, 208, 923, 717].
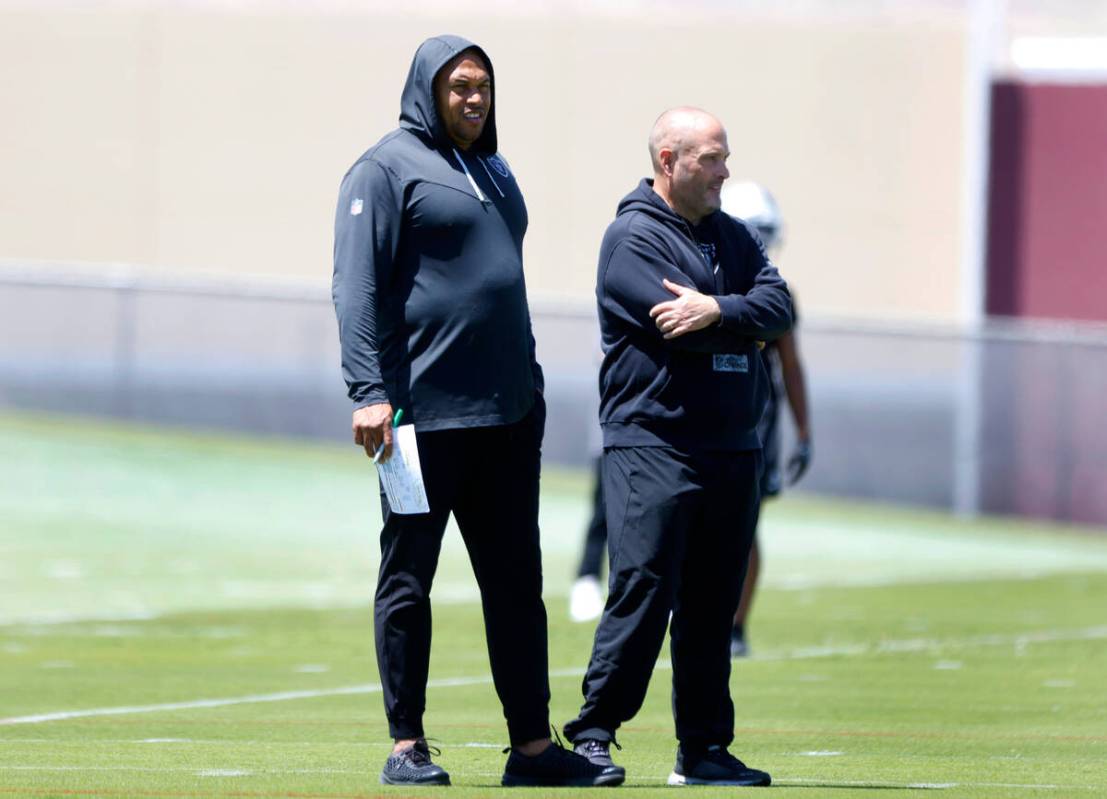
[350, 198, 364, 215]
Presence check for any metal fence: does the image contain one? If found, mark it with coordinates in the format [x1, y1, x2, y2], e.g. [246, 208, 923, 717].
[2, 261, 1105, 526]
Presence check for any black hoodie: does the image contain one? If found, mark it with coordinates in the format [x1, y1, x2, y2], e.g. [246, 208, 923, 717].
[332, 35, 542, 431]
[598, 179, 793, 451]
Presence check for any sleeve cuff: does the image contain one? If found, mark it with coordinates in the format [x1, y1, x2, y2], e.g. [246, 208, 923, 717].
[351, 388, 389, 409]
[715, 294, 745, 330]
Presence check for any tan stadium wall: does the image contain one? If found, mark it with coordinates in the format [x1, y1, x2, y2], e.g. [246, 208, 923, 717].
[0, 2, 967, 321]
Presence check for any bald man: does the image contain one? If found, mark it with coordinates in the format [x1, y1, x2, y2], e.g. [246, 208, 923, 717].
[563, 108, 792, 787]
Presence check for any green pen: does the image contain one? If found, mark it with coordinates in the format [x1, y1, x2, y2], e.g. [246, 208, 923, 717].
[372, 408, 404, 464]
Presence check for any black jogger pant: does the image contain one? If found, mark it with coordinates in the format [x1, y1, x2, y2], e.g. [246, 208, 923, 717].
[374, 402, 551, 746]
[563, 445, 762, 750]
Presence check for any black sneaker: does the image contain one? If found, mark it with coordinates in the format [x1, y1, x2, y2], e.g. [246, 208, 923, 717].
[380, 739, 450, 786]
[668, 744, 770, 786]
[573, 738, 623, 772]
[502, 740, 625, 787]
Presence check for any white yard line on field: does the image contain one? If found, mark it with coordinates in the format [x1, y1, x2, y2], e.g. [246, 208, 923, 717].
[0, 610, 162, 627]
[0, 765, 360, 775]
[0, 683, 382, 726]
[748, 624, 1107, 662]
[779, 777, 1106, 792]
[0, 668, 581, 726]
[3, 626, 1107, 727]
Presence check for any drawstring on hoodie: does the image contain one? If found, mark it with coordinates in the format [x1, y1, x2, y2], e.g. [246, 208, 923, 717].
[478, 156, 506, 198]
[452, 148, 489, 204]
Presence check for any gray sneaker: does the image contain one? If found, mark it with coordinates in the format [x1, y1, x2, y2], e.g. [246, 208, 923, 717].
[380, 739, 450, 786]
[668, 744, 770, 786]
[573, 738, 624, 774]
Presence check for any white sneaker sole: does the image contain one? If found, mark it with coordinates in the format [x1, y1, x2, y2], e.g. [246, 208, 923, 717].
[667, 771, 770, 786]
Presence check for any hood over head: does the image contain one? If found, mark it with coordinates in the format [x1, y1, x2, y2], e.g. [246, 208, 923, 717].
[399, 34, 498, 154]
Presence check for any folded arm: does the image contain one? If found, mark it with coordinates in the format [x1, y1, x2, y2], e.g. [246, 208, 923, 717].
[602, 235, 789, 353]
[714, 232, 793, 340]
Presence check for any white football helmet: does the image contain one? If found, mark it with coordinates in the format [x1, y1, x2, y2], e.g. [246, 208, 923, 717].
[721, 181, 783, 252]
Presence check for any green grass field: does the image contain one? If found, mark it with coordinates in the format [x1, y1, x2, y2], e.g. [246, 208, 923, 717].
[2, 412, 1106, 798]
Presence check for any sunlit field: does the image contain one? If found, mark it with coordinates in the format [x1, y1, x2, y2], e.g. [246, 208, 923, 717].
[2, 413, 1105, 798]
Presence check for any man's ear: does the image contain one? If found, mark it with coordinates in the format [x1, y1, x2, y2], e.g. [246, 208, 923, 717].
[658, 148, 676, 177]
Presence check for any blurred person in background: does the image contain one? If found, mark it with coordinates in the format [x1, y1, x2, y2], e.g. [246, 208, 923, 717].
[569, 456, 607, 622]
[332, 35, 621, 789]
[569, 352, 607, 623]
[563, 107, 791, 787]
[720, 181, 813, 657]
[568, 182, 812, 641]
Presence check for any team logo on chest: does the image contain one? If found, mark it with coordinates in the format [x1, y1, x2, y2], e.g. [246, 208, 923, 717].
[486, 154, 511, 178]
[697, 242, 717, 270]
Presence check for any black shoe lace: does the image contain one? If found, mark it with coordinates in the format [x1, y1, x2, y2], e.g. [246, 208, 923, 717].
[551, 726, 568, 749]
[553, 742, 597, 776]
[410, 739, 441, 766]
[502, 726, 571, 756]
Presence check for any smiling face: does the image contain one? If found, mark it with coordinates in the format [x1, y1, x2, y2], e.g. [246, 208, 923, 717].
[650, 109, 731, 224]
[667, 121, 731, 223]
[433, 50, 491, 151]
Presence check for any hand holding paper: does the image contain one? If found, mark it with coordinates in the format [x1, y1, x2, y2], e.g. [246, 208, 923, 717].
[375, 421, 429, 514]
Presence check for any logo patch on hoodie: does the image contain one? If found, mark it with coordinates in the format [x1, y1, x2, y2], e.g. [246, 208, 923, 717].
[713, 354, 749, 373]
[350, 198, 363, 216]
[486, 154, 511, 178]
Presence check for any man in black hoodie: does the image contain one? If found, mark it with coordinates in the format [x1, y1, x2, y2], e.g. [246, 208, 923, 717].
[563, 108, 793, 786]
[333, 36, 621, 788]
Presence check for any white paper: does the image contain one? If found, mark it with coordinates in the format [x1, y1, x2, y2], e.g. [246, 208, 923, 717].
[376, 424, 430, 514]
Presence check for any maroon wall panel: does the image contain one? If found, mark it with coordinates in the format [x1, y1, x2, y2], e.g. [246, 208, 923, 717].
[986, 81, 1107, 322]
[983, 82, 1107, 525]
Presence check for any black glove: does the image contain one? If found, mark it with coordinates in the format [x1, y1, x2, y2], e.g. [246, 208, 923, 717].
[786, 439, 812, 485]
